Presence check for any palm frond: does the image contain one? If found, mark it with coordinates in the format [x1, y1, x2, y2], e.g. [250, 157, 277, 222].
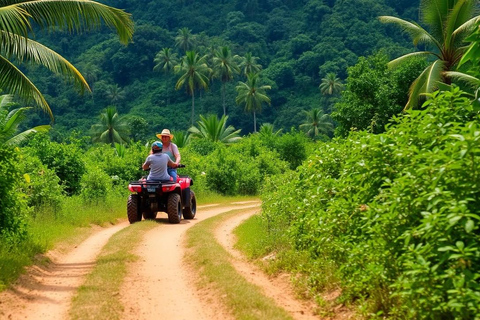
[19, 0, 133, 44]
[444, 70, 480, 89]
[0, 4, 30, 37]
[405, 59, 444, 110]
[0, 55, 51, 118]
[0, 30, 89, 92]
[388, 51, 435, 69]
[445, 0, 476, 48]
[379, 16, 440, 48]
[6, 124, 49, 145]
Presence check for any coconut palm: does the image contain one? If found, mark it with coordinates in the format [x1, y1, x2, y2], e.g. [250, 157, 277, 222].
[237, 53, 262, 77]
[299, 108, 333, 138]
[154, 48, 179, 73]
[91, 107, 130, 146]
[319, 73, 344, 96]
[0, 94, 49, 145]
[175, 27, 196, 52]
[235, 73, 271, 133]
[213, 46, 240, 115]
[106, 84, 125, 106]
[0, 0, 133, 120]
[188, 114, 241, 144]
[154, 48, 179, 107]
[174, 51, 211, 125]
[379, 0, 480, 109]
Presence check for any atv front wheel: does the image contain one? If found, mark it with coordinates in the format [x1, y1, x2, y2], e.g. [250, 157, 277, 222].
[183, 190, 196, 219]
[167, 193, 182, 224]
[127, 194, 142, 224]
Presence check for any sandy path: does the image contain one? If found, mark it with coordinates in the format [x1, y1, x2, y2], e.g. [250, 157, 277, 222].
[0, 222, 129, 320]
[214, 210, 320, 320]
[119, 203, 261, 320]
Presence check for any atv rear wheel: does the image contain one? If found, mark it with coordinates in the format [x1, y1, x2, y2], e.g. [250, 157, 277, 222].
[183, 190, 196, 219]
[127, 194, 142, 224]
[167, 193, 182, 224]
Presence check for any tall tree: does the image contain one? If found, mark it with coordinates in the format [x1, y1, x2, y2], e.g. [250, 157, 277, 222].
[0, 0, 133, 120]
[154, 48, 179, 73]
[175, 27, 196, 53]
[213, 46, 240, 116]
[175, 51, 211, 125]
[235, 73, 271, 133]
[379, 0, 480, 109]
[91, 107, 130, 146]
[299, 108, 333, 138]
[237, 53, 262, 77]
[188, 114, 241, 144]
[154, 48, 179, 107]
[0, 95, 49, 145]
[319, 73, 344, 96]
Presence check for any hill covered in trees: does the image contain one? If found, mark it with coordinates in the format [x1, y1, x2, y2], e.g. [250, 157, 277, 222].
[26, 0, 419, 140]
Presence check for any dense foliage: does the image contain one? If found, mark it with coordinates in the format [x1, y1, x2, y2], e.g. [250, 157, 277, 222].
[23, 0, 419, 139]
[262, 88, 480, 318]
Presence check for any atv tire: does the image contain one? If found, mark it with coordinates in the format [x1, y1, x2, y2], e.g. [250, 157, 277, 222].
[127, 194, 142, 224]
[167, 193, 182, 224]
[183, 190, 196, 219]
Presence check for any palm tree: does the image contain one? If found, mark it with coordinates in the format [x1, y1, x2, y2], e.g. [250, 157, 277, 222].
[91, 107, 130, 146]
[0, 0, 133, 120]
[235, 73, 271, 133]
[319, 73, 344, 96]
[175, 27, 196, 52]
[188, 114, 241, 144]
[379, 0, 480, 109]
[154, 48, 179, 73]
[154, 48, 179, 107]
[213, 46, 240, 115]
[106, 84, 125, 106]
[299, 108, 333, 138]
[0, 95, 49, 145]
[174, 51, 211, 125]
[237, 53, 262, 77]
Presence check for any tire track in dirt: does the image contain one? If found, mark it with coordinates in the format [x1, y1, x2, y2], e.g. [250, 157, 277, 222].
[0, 222, 129, 320]
[119, 203, 261, 320]
[214, 210, 321, 320]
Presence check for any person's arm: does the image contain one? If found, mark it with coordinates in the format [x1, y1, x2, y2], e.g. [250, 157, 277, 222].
[142, 156, 150, 170]
[167, 159, 177, 168]
[173, 144, 181, 164]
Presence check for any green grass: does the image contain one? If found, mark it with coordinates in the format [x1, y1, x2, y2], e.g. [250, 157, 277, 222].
[69, 220, 157, 320]
[0, 192, 128, 291]
[185, 208, 293, 320]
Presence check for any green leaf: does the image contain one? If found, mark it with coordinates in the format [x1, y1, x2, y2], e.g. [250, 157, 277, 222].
[465, 219, 475, 233]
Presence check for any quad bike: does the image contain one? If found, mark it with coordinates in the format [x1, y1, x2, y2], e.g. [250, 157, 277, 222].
[127, 165, 196, 224]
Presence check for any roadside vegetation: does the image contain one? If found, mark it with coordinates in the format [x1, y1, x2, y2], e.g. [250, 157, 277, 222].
[1, 0, 480, 319]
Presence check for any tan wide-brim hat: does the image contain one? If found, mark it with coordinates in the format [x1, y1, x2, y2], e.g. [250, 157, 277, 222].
[156, 129, 174, 139]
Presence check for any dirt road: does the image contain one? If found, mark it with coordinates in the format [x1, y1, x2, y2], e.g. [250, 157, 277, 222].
[0, 201, 322, 320]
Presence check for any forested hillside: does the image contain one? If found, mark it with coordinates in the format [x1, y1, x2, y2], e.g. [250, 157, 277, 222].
[26, 0, 419, 139]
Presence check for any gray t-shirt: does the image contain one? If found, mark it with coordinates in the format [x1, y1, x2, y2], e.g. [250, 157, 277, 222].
[144, 153, 171, 181]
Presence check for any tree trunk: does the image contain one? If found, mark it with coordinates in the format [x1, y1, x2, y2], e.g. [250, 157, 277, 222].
[222, 83, 226, 116]
[253, 111, 257, 133]
[191, 92, 195, 125]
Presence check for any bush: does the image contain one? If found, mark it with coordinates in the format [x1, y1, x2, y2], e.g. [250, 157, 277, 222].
[0, 145, 28, 243]
[27, 134, 86, 195]
[17, 153, 64, 211]
[80, 166, 112, 202]
[261, 88, 480, 318]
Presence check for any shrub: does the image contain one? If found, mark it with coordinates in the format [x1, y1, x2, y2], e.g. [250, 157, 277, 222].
[0, 145, 28, 243]
[27, 134, 86, 195]
[261, 88, 480, 318]
[80, 166, 112, 202]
